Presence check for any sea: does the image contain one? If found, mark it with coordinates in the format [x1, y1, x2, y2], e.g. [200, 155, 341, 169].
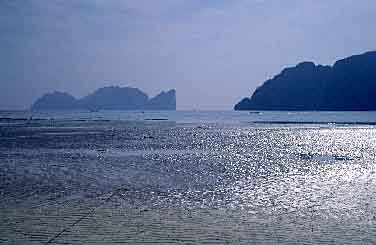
[1, 110, 376, 244]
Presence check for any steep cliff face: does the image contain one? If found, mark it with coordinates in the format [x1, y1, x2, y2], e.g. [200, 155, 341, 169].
[146, 89, 176, 110]
[235, 51, 376, 111]
[31, 86, 177, 111]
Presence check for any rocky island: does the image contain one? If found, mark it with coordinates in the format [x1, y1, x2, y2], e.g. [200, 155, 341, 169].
[235, 51, 376, 111]
[32, 86, 176, 111]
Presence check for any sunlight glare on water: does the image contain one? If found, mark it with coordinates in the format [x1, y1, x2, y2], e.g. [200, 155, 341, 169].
[1, 116, 376, 243]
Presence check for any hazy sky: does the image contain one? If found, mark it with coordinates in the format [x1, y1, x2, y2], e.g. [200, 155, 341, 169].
[1, 0, 376, 110]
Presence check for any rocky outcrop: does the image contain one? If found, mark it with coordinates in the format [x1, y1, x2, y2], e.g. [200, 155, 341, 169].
[146, 89, 176, 110]
[235, 51, 376, 111]
[31, 91, 78, 110]
[32, 86, 177, 111]
[79, 86, 149, 110]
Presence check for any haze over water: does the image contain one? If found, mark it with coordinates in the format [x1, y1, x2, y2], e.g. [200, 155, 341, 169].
[2, 1, 376, 243]
[1, 111, 376, 244]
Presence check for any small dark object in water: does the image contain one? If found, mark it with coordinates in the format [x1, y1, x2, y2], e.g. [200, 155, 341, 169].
[249, 111, 262, 115]
[143, 135, 154, 139]
[144, 118, 168, 121]
[0, 117, 27, 121]
[117, 187, 129, 192]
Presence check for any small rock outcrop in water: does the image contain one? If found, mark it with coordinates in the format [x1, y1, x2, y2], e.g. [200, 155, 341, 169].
[235, 51, 376, 111]
[31, 86, 177, 111]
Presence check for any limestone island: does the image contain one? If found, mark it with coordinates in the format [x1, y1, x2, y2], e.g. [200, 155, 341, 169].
[235, 51, 376, 111]
[32, 86, 176, 111]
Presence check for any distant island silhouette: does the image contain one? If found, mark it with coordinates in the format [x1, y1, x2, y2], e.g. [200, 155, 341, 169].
[32, 86, 176, 111]
[235, 51, 376, 111]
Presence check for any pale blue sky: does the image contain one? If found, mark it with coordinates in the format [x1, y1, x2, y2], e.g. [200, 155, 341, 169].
[1, 0, 376, 110]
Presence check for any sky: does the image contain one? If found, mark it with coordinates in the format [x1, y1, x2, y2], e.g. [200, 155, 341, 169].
[1, 0, 376, 110]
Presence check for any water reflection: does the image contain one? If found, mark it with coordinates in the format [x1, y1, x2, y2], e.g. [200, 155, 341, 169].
[1, 121, 376, 243]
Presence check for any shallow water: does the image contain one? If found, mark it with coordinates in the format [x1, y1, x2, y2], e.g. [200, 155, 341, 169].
[1, 117, 376, 244]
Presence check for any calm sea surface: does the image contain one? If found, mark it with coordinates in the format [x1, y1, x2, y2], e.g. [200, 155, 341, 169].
[1, 111, 376, 244]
